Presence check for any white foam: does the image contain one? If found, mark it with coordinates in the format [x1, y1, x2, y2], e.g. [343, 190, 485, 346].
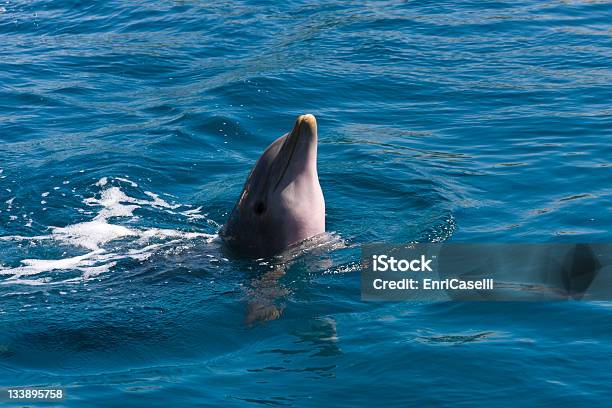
[143, 191, 180, 209]
[96, 177, 107, 187]
[138, 228, 210, 241]
[81, 262, 117, 279]
[115, 177, 138, 187]
[181, 206, 207, 220]
[0, 250, 104, 278]
[127, 243, 165, 261]
[51, 220, 138, 251]
[85, 187, 140, 220]
[84, 185, 180, 219]
[0, 278, 52, 286]
[0, 234, 53, 242]
[0, 177, 218, 285]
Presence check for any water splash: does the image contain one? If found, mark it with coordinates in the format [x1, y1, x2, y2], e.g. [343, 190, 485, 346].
[0, 177, 217, 285]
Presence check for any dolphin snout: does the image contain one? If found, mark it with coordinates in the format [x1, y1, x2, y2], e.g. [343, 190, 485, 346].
[298, 113, 316, 129]
[291, 114, 317, 147]
[296, 114, 317, 139]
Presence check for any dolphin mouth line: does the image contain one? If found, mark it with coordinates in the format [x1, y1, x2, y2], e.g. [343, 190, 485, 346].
[272, 124, 301, 192]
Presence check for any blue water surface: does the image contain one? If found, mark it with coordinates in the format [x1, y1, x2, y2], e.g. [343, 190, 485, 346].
[1, 0, 612, 406]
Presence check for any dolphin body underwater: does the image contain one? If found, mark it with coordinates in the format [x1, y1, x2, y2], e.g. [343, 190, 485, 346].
[220, 114, 325, 258]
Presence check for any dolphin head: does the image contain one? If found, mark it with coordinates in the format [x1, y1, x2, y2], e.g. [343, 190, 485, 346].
[221, 114, 325, 257]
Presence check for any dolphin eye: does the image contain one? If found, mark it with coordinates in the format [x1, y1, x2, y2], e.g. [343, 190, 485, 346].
[254, 201, 266, 215]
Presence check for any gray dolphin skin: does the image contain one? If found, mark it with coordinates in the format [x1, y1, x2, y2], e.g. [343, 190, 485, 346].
[220, 114, 325, 257]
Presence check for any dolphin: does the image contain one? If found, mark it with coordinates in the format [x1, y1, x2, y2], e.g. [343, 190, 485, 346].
[220, 114, 325, 258]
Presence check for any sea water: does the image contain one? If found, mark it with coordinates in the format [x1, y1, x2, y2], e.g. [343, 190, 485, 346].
[1, 1, 612, 406]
